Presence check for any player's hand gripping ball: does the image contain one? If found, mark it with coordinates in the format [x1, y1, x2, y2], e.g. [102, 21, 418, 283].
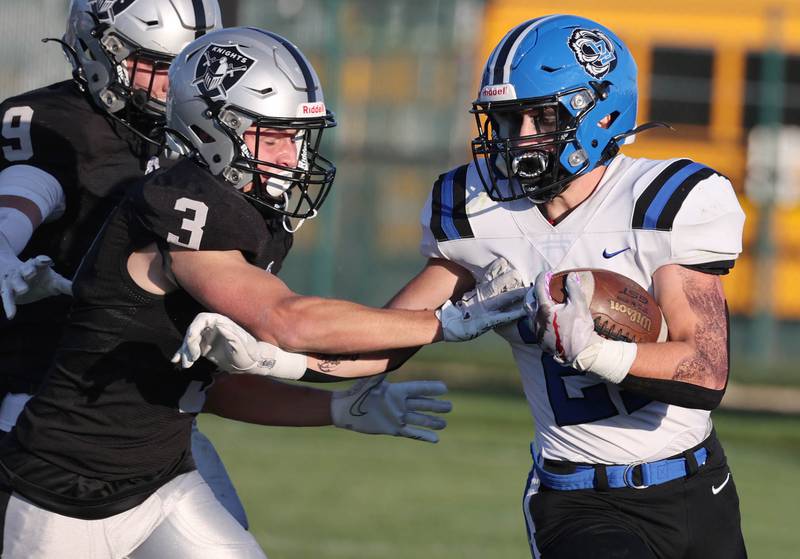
[524, 269, 666, 382]
[546, 269, 665, 344]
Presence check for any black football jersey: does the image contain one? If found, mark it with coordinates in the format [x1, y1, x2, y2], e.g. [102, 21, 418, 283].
[1, 158, 292, 517]
[0, 80, 168, 392]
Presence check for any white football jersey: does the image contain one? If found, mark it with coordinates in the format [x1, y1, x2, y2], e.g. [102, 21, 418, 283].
[420, 155, 745, 464]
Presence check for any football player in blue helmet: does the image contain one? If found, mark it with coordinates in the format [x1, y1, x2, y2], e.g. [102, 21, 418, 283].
[471, 14, 655, 203]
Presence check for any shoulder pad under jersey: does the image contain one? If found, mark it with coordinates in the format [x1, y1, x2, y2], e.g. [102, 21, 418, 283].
[130, 159, 269, 260]
[631, 158, 744, 272]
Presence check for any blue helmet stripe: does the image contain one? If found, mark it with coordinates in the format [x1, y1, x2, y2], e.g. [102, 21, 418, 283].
[249, 28, 317, 102]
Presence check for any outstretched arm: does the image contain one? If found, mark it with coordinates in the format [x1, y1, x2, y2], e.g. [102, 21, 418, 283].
[303, 257, 475, 377]
[173, 257, 525, 379]
[203, 372, 452, 443]
[170, 248, 444, 354]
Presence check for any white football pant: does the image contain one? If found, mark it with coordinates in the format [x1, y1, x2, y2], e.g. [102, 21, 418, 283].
[2, 470, 266, 559]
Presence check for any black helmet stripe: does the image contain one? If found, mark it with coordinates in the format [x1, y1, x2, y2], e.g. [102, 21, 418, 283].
[486, 16, 563, 86]
[249, 28, 317, 102]
[489, 18, 538, 85]
[191, 0, 207, 38]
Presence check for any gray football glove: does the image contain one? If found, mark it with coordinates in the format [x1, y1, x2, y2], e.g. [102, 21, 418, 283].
[331, 375, 452, 443]
[436, 256, 527, 341]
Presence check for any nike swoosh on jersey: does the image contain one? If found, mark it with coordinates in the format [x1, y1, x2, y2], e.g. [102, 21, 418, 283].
[602, 247, 631, 259]
[711, 472, 731, 495]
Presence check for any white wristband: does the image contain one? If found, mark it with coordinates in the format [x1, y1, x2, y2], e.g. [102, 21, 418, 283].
[573, 338, 637, 384]
[254, 342, 308, 380]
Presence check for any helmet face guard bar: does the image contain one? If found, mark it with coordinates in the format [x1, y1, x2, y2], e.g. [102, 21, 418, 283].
[97, 28, 174, 118]
[471, 87, 596, 204]
[228, 110, 337, 219]
[124, 50, 172, 116]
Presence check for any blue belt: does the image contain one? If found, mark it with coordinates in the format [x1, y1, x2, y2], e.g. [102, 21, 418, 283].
[535, 447, 708, 490]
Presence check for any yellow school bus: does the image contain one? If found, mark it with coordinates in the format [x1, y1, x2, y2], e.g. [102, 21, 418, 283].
[481, 0, 800, 317]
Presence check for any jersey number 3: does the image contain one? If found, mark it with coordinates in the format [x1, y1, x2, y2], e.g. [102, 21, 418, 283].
[1, 106, 34, 162]
[167, 197, 208, 250]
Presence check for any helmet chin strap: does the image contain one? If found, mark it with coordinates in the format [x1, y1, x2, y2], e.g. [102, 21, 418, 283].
[280, 191, 317, 233]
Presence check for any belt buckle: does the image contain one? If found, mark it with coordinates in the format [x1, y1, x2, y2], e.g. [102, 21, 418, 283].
[623, 462, 648, 489]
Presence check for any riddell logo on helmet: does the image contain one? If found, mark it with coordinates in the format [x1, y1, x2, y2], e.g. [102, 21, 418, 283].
[298, 102, 326, 116]
[480, 83, 517, 101]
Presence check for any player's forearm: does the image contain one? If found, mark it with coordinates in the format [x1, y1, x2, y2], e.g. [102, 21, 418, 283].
[203, 373, 332, 426]
[628, 340, 727, 388]
[303, 347, 421, 379]
[621, 340, 728, 410]
[261, 296, 442, 354]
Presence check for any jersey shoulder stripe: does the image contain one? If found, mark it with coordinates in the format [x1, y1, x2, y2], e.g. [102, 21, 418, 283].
[632, 159, 720, 231]
[430, 164, 473, 242]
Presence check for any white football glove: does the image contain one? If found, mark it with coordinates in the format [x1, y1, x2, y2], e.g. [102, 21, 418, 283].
[331, 374, 452, 443]
[437, 256, 527, 342]
[0, 254, 72, 319]
[172, 312, 308, 380]
[526, 270, 636, 384]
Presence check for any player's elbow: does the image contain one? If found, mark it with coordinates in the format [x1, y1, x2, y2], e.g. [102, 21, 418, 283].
[261, 296, 322, 353]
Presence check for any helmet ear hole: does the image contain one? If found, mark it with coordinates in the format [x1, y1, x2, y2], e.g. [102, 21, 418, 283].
[190, 125, 216, 144]
[599, 111, 620, 129]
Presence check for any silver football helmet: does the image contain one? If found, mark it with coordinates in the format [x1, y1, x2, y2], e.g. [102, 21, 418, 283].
[166, 27, 337, 220]
[63, 0, 222, 119]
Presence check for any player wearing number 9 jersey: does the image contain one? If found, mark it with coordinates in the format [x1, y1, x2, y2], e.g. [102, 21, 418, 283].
[0, 0, 221, 418]
[0, 0, 274, 531]
[0, 0, 223, 400]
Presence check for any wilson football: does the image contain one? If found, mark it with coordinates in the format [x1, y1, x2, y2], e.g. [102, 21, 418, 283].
[549, 269, 665, 343]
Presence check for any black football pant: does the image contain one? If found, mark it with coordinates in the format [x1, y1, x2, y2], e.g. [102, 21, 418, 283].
[527, 433, 747, 559]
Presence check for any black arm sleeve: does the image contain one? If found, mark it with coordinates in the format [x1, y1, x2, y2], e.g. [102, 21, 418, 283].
[681, 260, 735, 276]
[298, 369, 348, 383]
[619, 374, 726, 411]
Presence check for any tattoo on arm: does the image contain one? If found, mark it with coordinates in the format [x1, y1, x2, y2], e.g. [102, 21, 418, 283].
[312, 353, 360, 373]
[673, 268, 729, 388]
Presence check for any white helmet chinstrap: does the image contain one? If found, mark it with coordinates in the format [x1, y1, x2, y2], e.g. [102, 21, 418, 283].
[63, 0, 222, 118]
[166, 27, 337, 220]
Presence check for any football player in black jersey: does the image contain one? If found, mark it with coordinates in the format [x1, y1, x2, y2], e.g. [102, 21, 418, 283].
[0, 0, 276, 528]
[0, 26, 518, 558]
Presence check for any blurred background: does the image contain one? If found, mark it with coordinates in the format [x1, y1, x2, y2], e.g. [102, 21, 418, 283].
[1, 1, 798, 557]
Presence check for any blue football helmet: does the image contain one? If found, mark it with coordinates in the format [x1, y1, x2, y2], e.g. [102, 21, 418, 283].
[471, 15, 638, 203]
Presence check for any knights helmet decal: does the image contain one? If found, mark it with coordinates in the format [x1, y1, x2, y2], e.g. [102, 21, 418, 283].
[192, 43, 256, 100]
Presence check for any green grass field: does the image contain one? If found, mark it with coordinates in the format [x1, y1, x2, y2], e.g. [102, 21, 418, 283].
[198, 392, 800, 558]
